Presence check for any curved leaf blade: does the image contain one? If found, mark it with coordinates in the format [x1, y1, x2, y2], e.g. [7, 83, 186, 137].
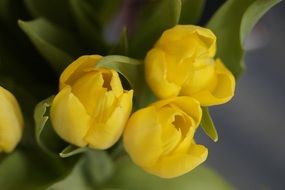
[18, 18, 82, 73]
[207, 0, 280, 78]
[201, 107, 218, 142]
[129, 0, 182, 58]
[179, 0, 205, 24]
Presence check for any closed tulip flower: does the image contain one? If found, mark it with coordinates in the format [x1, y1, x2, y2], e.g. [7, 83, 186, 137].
[0, 86, 24, 153]
[124, 97, 207, 178]
[50, 55, 133, 149]
[145, 25, 235, 106]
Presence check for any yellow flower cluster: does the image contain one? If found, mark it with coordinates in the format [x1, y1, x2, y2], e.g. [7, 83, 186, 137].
[124, 25, 235, 178]
[50, 25, 235, 178]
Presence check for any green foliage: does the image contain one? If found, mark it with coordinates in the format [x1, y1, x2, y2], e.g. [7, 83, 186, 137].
[18, 19, 82, 73]
[0, 150, 69, 190]
[207, 0, 281, 78]
[0, 0, 280, 189]
[105, 156, 232, 190]
[129, 0, 182, 58]
[201, 107, 218, 142]
[179, 0, 205, 24]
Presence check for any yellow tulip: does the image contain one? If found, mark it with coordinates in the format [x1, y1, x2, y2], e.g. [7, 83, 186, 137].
[124, 97, 207, 178]
[0, 86, 24, 153]
[145, 25, 235, 106]
[50, 55, 133, 149]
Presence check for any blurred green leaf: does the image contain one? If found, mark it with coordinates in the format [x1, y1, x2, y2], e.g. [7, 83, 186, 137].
[34, 96, 66, 157]
[129, 0, 182, 58]
[207, 0, 281, 78]
[47, 156, 92, 190]
[47, 150, 114, 189]
[84, 150, 114, 185]
[18, 18, 82, 73]
[24, 0, 74, 29]
[240, 0, 281, 44]
[60, 145, 87, 158]
[201, 107, 218, 142]
[105, 156, 232, 190]
[179, 0, 205, 24]
[0, 150, 66, 190]
[69, 0, 106, 53]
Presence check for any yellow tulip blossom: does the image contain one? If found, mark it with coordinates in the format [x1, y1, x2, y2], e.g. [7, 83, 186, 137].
[124, 97, 207, 178]
[0, 86, 24, 153]
[50, 55, 133, 149]
[145, 25, 235, 106]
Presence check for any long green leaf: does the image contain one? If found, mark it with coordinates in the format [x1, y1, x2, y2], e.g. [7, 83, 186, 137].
[179, 0, 205, 24]
[18, 18, 82, 73]
[0, 150, 67, 190]
[207, 0, 280, 78]
[129, 0, 182, 58]
[24, 0, 74, 28]
[201, 107, 218, 142]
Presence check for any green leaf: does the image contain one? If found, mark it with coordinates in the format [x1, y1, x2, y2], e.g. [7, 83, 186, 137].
[129, 0, 182, 58]
[18, 18, 82, 73]
[240, 0, 281, 44]
[47, 156, 92, 190]
[60, 145, 87, 158]
[69, 0, 106, 53]
[0, 150, 66, 190]
[105, 156, 232, 190]
[24, 0, 74, 29]
[84, 150, 114, 185]
[207, 0, 280, 78]
[34, 96, 66, 156]
[179, 0, 205, 24]
[47, 150, 114, 189]
[201, 107, 218, 142]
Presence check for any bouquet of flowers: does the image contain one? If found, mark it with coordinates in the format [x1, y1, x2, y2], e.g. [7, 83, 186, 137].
[0, 0, 280, 189]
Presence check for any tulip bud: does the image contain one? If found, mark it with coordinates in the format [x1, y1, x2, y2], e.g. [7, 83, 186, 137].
[50, 55, 133, 149]
[124, 97, 207, 178]
[0, 86, 24, 153]
[145, 25, 235, 106]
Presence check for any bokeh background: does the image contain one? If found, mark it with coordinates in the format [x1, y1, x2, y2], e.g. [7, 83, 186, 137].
[197, 1, 285, 189]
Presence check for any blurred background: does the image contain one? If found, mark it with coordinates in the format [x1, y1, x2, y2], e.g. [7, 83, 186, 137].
[198, 1, 285, 189]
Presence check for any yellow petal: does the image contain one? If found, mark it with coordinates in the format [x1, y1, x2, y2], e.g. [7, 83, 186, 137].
[50, 86, 90, 147]
[60, 55, 102, 89]
[71, 71, 106, 115]
[157, 106, 182, 156]
[144, 142, 208, 178]
[191, 59, 235, 106]
[156, 25, 216, 57]
[0, 87, 23, 153]
[85, 90, 133, 149]
[145, 48, 181, 99]
[152, 97, 202, 126]
[124, 106, 163, 167]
